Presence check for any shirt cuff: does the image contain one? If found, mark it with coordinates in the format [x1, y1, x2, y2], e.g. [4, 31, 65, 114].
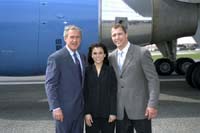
[53, 107, 61, 112]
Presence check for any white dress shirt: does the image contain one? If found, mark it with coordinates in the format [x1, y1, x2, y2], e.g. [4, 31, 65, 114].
[117, 42, 130, 71]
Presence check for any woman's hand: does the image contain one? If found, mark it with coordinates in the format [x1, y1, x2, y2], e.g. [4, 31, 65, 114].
[108, 115, 116, 123]
[85, 114, 93, 127]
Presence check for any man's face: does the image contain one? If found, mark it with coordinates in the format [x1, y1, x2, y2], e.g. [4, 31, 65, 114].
[64, 29, 81, 52]
[111, 27, 128, 50]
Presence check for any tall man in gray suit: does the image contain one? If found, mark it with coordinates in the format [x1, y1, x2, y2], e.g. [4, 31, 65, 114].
[45, 25, 86, 133]
[109, 24, 160, 133]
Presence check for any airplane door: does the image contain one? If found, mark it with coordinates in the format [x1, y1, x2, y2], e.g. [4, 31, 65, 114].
[38, 0, 99, 73]
[38, 1, 66, 73]
[0, 0, 40, 75]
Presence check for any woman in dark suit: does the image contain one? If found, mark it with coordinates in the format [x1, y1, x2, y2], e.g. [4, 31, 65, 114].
[84, 43, 117, 133]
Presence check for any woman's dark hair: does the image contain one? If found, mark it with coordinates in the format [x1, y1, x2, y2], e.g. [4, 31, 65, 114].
[87, 43, 109, 65]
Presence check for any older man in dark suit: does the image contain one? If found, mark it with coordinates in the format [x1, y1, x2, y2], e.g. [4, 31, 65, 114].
[109, 24, 160, 133]
[45, 25, 86, 133]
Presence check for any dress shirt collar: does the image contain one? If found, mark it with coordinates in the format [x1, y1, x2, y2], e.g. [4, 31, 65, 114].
[65, 45, 82, 68]
[117, 42, 130, 55]
[65, 45, 79, 57]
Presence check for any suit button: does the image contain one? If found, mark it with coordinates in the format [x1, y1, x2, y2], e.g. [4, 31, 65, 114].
[121, 86, 124, 88]
[120, 76, 123, 78]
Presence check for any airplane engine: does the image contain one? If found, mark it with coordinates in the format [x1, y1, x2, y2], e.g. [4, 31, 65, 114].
[151, 0, 198, 43]
[100, 0, 200, 89]
[100, 0, 199, 47]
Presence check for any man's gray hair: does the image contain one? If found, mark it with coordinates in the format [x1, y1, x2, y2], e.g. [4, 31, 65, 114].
[63, 25, 82, 38]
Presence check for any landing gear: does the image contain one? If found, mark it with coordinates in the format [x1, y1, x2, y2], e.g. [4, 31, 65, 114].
[186, 62, 200, 90]
[154, 58, 199, 90]
[185, 63, 196, 88]
[175, 57, 195, 75]
[154, 57, 195, 76]
[154, 58, 174, 75]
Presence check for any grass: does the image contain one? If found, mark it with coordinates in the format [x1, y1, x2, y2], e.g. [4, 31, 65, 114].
[151, 51, 200, 61]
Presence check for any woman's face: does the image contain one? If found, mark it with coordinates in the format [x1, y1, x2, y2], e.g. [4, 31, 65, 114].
[91, 47, 106, 65]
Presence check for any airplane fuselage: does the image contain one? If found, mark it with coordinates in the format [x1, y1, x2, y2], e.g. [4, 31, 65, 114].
[0, 0, 199, 76]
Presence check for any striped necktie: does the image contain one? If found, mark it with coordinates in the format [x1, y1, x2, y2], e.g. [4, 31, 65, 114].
[73, 52, 82, 84]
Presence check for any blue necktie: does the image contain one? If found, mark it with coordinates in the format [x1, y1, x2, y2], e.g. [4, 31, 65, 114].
[118, 51, 123, 72]
[73, 53, 82, 84]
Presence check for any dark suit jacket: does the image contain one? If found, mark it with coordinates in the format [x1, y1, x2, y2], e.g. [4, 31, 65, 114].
[45, 47, 86, 121]
[84, 64, 117, 118]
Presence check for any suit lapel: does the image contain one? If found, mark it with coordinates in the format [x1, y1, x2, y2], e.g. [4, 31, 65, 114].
[99, 64, 106, 78]
[62, 47, 79, 81]
[62, 47, 75, 66]
[61, 47, 85, 87]
[111, 50, 120, 77]
[121, 44, 135, 75]
[80, 54, 85, 73]
[80, 54, 86, 87]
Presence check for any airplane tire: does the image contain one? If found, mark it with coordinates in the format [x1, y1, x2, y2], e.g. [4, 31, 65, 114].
[185, 63, 196, 88]
[154, 58, 174, 75]
[175, 58, 195, 75]
[191, 62, 200, 90]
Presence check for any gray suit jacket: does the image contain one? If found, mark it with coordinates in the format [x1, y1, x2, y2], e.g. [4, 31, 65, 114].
[109, 44, 160, 120]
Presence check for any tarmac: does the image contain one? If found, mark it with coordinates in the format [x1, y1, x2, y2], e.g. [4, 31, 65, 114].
[0, 76, 200, 133]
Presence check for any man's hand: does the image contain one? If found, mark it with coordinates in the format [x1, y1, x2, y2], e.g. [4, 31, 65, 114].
[53, 108, 64, 122]
[145, 107, 158, 120]
[108, 115, 116, 123]
[85, 114, 93, 127]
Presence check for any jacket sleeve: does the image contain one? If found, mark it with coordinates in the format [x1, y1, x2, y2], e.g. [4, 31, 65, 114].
[45, 56, 60, 111]
[83, 68, 90, 115]
[141, 49, 160, 108]
[109, 66, 117, 115]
